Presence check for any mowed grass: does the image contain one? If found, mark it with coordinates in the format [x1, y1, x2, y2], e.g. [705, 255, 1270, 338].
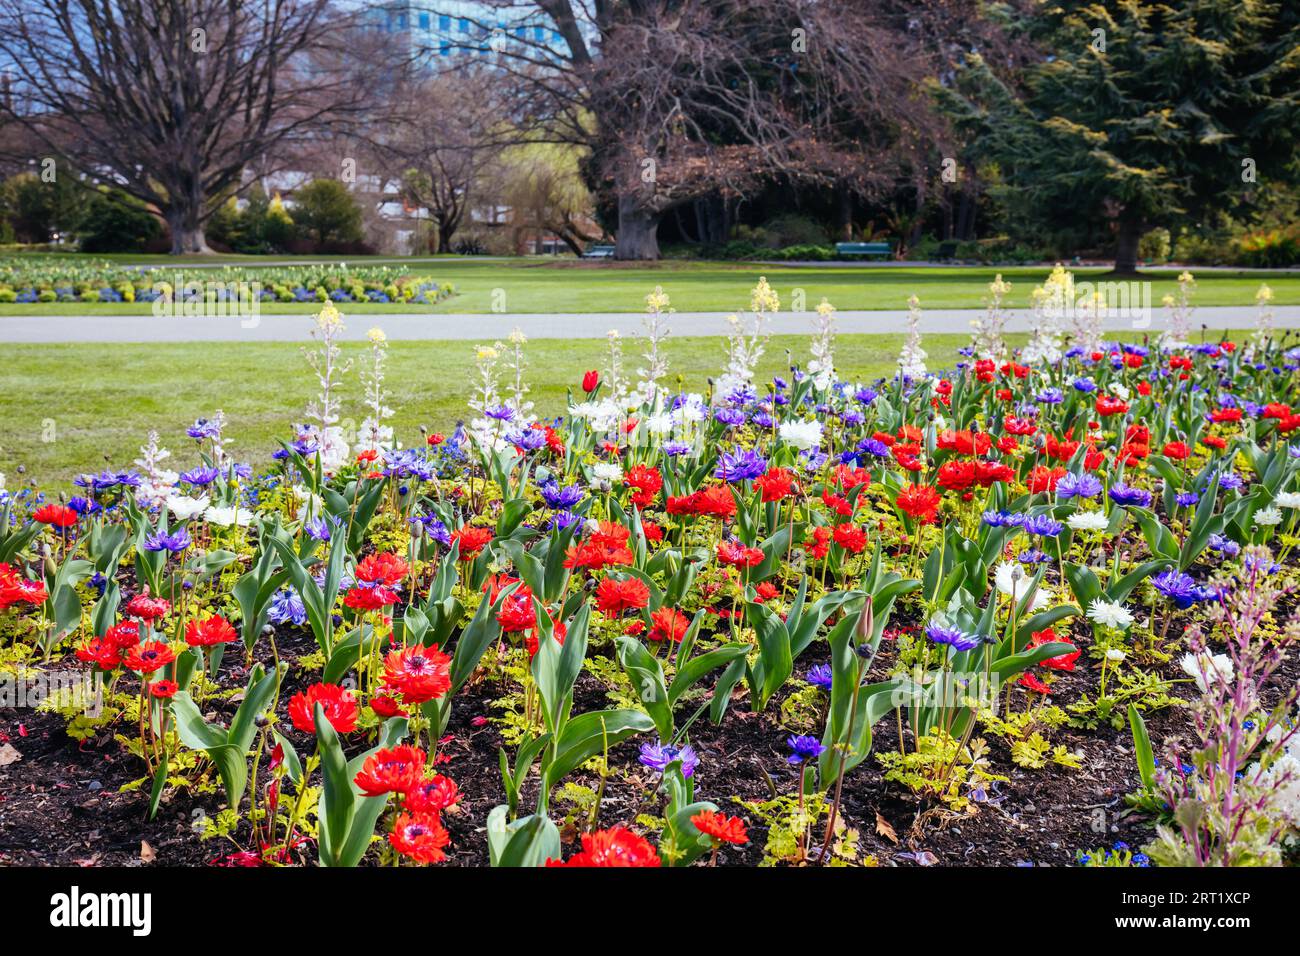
[2, 258, 1297, 315]
[2, 332, 1002, 489]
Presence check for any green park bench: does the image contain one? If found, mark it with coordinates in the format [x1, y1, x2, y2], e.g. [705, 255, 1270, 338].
[834, 240, 894, 260]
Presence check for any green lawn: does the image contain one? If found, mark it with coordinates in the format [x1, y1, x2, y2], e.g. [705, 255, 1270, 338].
[2, 259, 1296, 315]
[1, 332, 991, 489]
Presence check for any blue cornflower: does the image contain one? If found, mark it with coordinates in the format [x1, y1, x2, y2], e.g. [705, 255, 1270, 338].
[715, 449, 767, 482]
[303, 516, 334, 542]
[549, 511, 582, 532]
[540, 481, 584, 510]
[857, 437, 891, 458]
[1056, 472, 1102, 500]
[267, 588, 307, 626]
[1022, 514, 1064, 537]
[1207, 533, 1240, 557]
[1151, 570, 1214, 609]
[144, 529, 191, 553]
[924, 622, 981, 652]
[510, 428, 547, 452]
[1108, 483, 1152, 508]
[410, 514, 451, 544]
[1244, 553, 1281, 575]
[806, 664, 833, 690]
[982, 510, 1020, 528]
[639, 740, 699, 778]
[180, 466, 220, 487]
[787, 735, 827, 764]
[187, 418, 222, 440]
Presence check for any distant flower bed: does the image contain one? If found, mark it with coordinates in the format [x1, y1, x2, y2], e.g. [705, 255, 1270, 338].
[0, 257, 454, 305]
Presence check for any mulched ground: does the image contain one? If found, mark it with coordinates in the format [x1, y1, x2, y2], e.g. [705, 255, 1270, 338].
[2, 602, 1295, 868]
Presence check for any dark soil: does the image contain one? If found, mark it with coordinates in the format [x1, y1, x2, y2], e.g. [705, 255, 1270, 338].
[2, 601, 1296, 868]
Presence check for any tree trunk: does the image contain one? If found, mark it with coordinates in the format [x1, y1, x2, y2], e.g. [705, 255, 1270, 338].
[615, 193, 661, 260]
[167, 206, 212, 255]
[835, 187, 853, 241]
[1110, 216, 1144, 275]
[437, 220, 457, 254]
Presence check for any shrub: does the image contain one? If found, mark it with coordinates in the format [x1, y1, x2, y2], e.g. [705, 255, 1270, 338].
[290, 179, 364, 247]
[1138, 227, 1171, 264]
[1236, 228, 1299, 268]
[77, 188, 162, 253]
[1171, 229, 1231, 265]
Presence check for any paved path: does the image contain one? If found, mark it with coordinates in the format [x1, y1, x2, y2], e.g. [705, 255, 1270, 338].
[1, 306, 1297, 343]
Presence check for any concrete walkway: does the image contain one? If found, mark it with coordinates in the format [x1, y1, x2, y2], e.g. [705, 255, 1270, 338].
[1, 306, 1297, 343]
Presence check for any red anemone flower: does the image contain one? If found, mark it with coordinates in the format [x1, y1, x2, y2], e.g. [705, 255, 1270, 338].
[451, 525, 494, 558]
[545, 826, 661, 867]
[691, 810, 749, 845]
[125, 593, 171, 622]
[389, 811, 451, 864]
[32, 504, 78, 528]
[405, 774, 460, 814]
[353, 744, 426, 796]
[595, 577, 651, 616]
[288, 683, 359, 735]
[185, 614, 238, 647]
[355, 552, 410, 587]
[382, 645, 452, 704]
[123, 640, 177, 675]
[150, 680, 179, 699]
[648, 607, 690, 643]
[896, 484, 941, 524]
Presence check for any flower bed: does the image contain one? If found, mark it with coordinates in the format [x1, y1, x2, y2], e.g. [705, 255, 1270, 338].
[0, 257, 453, 305]
[1, 274, 1298, 869]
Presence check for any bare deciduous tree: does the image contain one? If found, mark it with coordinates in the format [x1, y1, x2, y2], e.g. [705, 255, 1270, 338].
[375, 69, 508, 254]
[430, 0, 951, 259]
[0, 0, 384, 253]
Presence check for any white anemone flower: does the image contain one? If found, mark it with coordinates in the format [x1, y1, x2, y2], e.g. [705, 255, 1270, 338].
[1087, 598, 1135, 630]
[1179, 651, 1235, 694]
[204, 505, 251, 528]
[1067, 511, 1110, 532]
[1254, 506, 1283, 528]
[993, 561, 1053, 610]
[1273, 491, 1300, 509]
[778, 419, 824, 450]
[591, 462, 624, 484]
[166, 494, 210, 521]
